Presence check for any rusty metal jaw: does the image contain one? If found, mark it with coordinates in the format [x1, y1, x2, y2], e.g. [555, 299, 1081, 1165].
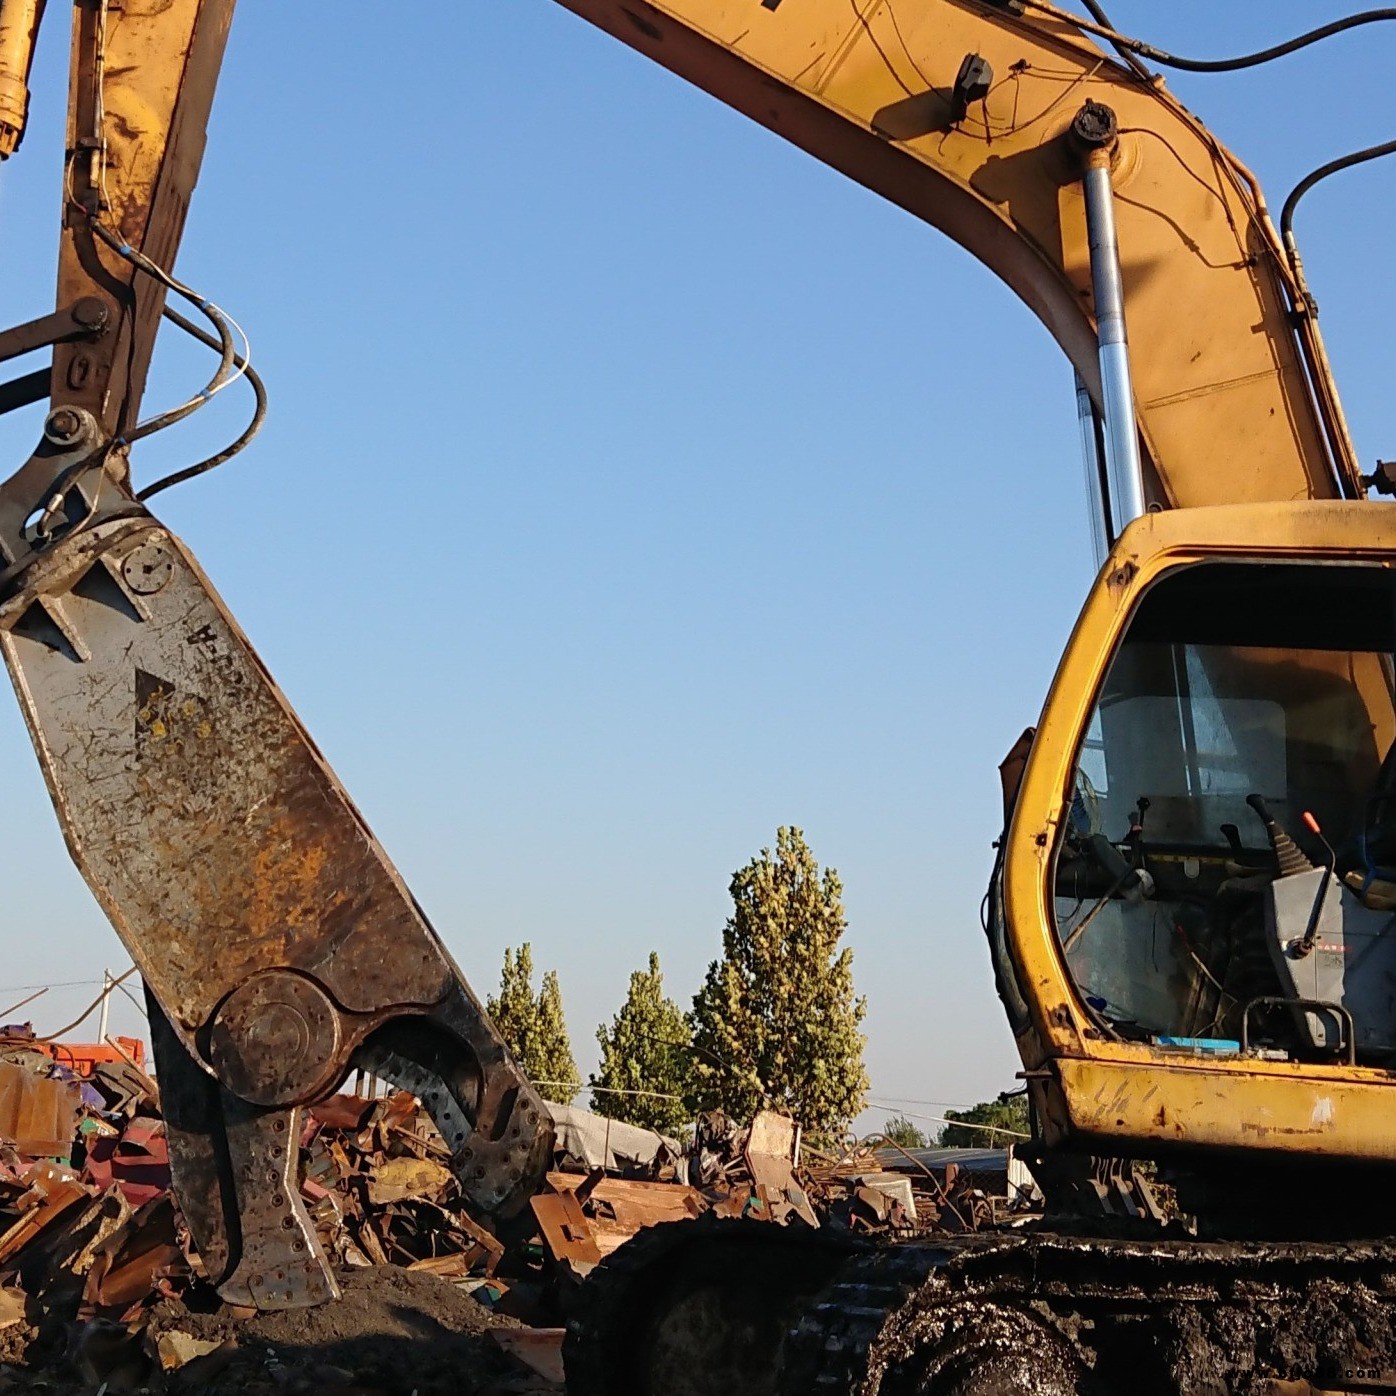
[0, 504, 553, 1309]
[149, 989, 338, 1309]
[153, 985, 552, 1310]
[352, 993, 556, 1220]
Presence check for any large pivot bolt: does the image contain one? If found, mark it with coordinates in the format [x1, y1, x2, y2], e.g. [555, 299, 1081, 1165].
[42, 406, 94, 449]
[207, 971, 344, 1108]
[71, 297, 110, 334]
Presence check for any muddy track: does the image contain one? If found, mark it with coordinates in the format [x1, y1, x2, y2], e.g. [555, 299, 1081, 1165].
[570, 1220, 1396, 1395]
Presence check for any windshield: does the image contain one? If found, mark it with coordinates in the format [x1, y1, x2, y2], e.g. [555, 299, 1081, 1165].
[1053, 561, 1396, 1052]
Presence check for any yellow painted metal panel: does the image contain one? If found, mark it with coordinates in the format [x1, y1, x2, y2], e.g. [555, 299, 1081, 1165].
[1006, 502, 1396, 1162]
[552, 0, 1358, 505]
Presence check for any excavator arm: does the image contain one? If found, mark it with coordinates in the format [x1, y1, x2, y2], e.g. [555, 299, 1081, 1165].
[0, 0, 1381, 1322]
[552, 0, 1362, 513]
[0, 0, 551, 1310]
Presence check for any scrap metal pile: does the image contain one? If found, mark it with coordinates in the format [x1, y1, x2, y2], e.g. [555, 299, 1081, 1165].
[0, 1026, 567, 1390]
[0, 1023, 1026, 1390]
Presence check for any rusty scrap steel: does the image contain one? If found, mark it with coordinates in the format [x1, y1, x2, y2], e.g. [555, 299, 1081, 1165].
[0, 1163, 92, 1267]
[0, 1060, 80, 1158]
[81, 1117, 169, 1208]
[530, 1190, 603, 1274]
[83, 1194, 184, 1312]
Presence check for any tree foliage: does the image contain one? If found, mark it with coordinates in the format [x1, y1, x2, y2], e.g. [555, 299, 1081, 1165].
[882, 1114, 929, 1149]
[590, 952, 692, 1135]
[689, 827, 868, 1137]
[486, 943, 581, 1103]
[938, 1096, 1030, 1147]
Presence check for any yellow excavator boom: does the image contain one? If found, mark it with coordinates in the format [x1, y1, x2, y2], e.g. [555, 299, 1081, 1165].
[4, 9, 1396, 1384]
[552, 0, 1362, 511]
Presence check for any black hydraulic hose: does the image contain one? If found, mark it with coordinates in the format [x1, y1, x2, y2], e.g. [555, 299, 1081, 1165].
[89, 218, 240, 446]
[137, 306, 268, 501]
[1023, 2, 1396, 75]
[1280, 138, 1396, 251]
[1075, 0, 1154, 81]
[1130, 10, 1396, 74]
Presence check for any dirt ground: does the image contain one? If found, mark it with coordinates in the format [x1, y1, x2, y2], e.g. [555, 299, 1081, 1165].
[0, 1267, 564, 1394]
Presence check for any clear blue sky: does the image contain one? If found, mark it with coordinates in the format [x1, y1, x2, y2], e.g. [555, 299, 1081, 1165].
[0, 3, 1390, 1135]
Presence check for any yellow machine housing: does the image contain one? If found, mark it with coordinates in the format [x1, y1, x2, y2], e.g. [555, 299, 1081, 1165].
[999, 503, 1396, 1173]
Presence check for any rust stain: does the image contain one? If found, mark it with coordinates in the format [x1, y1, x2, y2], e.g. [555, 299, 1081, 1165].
[1240, 1121, 1327, 1139]
[247, 822, 348, 938]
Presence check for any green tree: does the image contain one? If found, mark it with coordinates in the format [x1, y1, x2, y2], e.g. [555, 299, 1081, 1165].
[590, 952, 692, 1135]
[689, 827, 868, 1138]
[488, 944, 538, 1052]
[938, 1096, 1030, 1147]
[882, 1114, 929, 1149]
[535, 970, 582, 1103]
[486, 943, 581, 1103]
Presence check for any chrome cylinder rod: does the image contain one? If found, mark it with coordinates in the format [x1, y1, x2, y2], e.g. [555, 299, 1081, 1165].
[1083, 152, 1146, 535]
[1075, 369, 1111, 571]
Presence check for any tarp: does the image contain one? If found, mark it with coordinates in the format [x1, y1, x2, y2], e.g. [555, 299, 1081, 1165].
[545, 1101, 681, 1173]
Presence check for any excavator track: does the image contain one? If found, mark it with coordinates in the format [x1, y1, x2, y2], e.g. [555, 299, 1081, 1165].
[569, 1222, 1396, 1395]
[787, 1231, 1396, 1395]
[563, 1215, 866, 1396]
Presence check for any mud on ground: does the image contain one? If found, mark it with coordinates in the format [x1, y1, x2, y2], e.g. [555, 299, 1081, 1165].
[0, 1266, 563, 1394]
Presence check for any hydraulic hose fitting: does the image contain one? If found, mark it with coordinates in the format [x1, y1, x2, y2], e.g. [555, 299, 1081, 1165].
[0, 0, 44, 158]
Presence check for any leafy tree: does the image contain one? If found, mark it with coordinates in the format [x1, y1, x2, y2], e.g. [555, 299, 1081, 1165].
[689, 826, 868, 1138]
[882, 1114, 929, 1149]
[535, 970, 582, 1103]
[486, 943, 581, 1103]
[938, 1095, 1030, 1147]
[590, 952, 692, 1135]
[488, 944, 538, 1050]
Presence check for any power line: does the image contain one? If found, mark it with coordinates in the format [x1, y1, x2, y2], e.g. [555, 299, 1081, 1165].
[0, 978, 107, 994]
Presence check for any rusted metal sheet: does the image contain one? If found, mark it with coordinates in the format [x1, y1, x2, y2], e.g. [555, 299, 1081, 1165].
[0, 1060, 80, 1159]
[545, 1172, 702, 1259]
[82, 1118, 170, 1208]
[83, 1193, 183, 1312]
[0, 1163, 90, 1266]
[530, 1191, 603, 1271]
[490, 1328, 567, 1385]
[364, 1156, 454, 1207]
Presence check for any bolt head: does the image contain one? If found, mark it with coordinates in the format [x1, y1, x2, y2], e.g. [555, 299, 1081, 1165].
[45, 408, 82, 442]
[72, 297, 109, 331]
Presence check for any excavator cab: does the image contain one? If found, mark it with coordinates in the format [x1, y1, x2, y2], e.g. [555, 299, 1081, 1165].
[994, 502, 1396, 1176]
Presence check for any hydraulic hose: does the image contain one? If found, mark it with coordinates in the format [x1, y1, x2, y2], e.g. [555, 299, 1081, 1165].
[1021, 2, 1396, 75]
[1281, 138, 1396, 251]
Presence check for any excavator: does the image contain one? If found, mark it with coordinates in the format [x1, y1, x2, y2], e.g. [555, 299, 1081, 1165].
[0, 0, 1394, 1390]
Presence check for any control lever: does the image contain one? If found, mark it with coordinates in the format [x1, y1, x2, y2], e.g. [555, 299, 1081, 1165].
[1292, 811, 1338, 960]
[1087, 833, 1154, 903]
[1063, 832, 1156, 954]
[1246, 795, 1335, 961]
[1246, 794, 1315, 878]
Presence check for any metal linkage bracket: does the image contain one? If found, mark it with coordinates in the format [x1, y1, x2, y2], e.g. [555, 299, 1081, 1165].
[0, 298, 109, 417]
